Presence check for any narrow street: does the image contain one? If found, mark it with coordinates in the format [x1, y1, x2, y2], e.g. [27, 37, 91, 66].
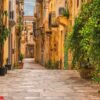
[0, 0, 100, 100]
[0, 59, 100, 100]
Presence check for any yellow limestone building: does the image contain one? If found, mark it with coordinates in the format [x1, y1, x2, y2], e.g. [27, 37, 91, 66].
[56, 0, 90, 69]
[0, 0, 9, 65]
[0, 0, 24, 67]
[0, 0, 17, 67]
[16, 0, 24, 64]
[21, 16, 35, 58]
[34, 0, 66, 69]
[34, 0, 89, 69]
[8, 0, 17, 67]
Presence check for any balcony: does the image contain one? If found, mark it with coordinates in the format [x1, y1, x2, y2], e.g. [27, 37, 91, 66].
[56, 16, 68, 26]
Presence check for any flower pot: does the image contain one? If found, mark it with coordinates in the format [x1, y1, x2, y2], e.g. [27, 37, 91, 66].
[0, 67, 6, 76]
[5, 67, 7, 74]
[5, 64, 12, 70]
[19, 62, 23, 69]
[79, 68, 94, 79]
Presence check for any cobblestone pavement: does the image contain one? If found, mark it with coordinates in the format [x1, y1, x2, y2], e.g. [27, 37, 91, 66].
[0, 59, 100, 100]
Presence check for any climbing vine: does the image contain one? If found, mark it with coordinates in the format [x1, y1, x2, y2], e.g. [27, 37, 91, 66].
[67, 0, 100, 79]
[0, 8, 10, 67]
[64, 36, 68, 69]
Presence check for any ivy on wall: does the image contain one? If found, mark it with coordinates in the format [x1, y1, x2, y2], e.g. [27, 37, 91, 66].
[0, 9, 10, 67]
[64, 36, 68, 69]
[67, 0, 100, 80]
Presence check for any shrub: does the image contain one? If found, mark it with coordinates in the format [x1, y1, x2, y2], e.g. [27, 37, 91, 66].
[66, 0, 100, 80]
[19, 53, 24, 62]
[45, 60, 60, 69]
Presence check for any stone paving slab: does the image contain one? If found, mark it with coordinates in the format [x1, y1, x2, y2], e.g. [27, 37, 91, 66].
[0, 59, 100, 100]
[0, 70, 100, 100]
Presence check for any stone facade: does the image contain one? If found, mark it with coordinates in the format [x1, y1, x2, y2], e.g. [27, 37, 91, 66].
[0, 0, 24, 67]
[16, 0, 24, 63]
[0, 0, 9, 66]
[22, 16, 35, 58]
[33, 0, 90, 69]
[34, 0, 66, 69]
[8, 0, 17, 66]
[64, 0, 90, 68]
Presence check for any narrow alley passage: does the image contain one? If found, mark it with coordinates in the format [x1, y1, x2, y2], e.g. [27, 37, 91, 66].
[0, 59, 100, 100]
[0, 0, 100, 100]
[23, 58, 45, 70]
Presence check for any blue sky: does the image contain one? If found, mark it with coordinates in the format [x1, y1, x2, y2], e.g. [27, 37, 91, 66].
[24, 0, 36, 16]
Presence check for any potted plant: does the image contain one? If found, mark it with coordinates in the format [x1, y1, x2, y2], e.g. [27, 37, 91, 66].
[5, 58, 12, 70]
[79, 59, 95, 79]
[19, 53, 24, 69]
[0, 6, 10, 76]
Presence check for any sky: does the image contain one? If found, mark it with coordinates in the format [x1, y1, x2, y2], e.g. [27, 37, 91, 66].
[24, 0, 36, 16]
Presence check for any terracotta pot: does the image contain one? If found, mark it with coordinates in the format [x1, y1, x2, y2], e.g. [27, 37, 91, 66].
[19, 62, 23, 69]
[79, 68, 94, 79]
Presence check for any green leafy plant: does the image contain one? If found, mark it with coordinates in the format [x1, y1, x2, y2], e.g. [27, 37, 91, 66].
[63, 7, 69, 19]
[19, 53, 24, 62]
[67, 0, 100, 79]
[63, 0, 70, 19]
[17, 15, 23, 60]
[45, 60, 60, 69]
[0, 8, 10, 67]
[92, 66, 100, 83]
[17, 16, 23, 36]
[64, 36, 68, 69]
